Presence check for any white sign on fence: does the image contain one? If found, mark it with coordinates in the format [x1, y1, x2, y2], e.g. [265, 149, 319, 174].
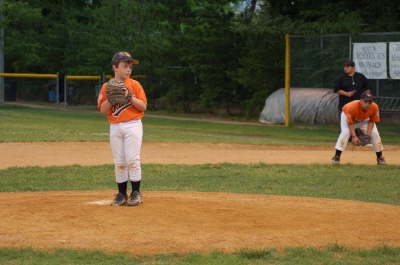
[389, 42, 400, 79]
[353, 42, 387, 79]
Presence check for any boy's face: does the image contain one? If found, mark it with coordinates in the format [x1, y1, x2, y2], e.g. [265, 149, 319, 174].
[113, 61, 133, 80]
[360, 99, 372, 111]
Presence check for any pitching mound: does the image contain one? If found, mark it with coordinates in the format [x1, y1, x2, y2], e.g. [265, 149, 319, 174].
[1, 191, 399, 255]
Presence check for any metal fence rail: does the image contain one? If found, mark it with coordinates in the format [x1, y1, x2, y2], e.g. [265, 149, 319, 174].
[66, 74, 145, 80]
[0, 72, 60, 103]
[375, 96, 400, 113]
[0, 73, 146, 107]
[0, 73, 58, 78]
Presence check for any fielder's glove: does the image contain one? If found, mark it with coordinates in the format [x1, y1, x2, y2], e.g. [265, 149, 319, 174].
[355, 128, 371, 146]
[106, 78, 132, 105]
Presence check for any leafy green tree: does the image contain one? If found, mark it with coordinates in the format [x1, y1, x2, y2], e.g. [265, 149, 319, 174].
[3, 1, 44, 72]
[230, 3, 290, 116]
[3, 0, 399, 116]
[178, 0, 240, 113]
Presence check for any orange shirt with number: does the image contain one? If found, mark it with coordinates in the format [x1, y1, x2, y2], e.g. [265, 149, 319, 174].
[97, 78, 147, 124]
[342, 100, 380, 124]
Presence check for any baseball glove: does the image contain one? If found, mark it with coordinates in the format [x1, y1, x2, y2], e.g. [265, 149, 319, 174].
[106, 78, 132, 105]
[355, 128, 371, 146]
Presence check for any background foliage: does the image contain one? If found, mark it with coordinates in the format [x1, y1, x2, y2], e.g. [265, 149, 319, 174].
[3, 0, 398, 116]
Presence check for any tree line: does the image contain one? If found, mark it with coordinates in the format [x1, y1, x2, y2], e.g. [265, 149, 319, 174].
[4, 0, 399, 116]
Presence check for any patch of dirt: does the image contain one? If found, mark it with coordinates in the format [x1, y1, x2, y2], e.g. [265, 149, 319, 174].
[0, 191, 399, 254]
[0, 142, 399, 169]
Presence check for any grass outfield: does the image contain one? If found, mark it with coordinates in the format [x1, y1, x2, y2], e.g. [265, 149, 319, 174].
[1, 246, 400, 265]
[1, 163, 400, 205]
[1, 104, 399, 145]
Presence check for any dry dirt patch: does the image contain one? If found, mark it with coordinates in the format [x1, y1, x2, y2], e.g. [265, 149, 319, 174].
[1, 142, 399, 169]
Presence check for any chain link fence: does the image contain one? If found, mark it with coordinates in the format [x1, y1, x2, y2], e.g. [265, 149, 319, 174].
[2, 73, 146, 108]
[290, 32, 400, 99]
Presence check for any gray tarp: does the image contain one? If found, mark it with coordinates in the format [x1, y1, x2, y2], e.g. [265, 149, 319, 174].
[259, 88, 339, 124]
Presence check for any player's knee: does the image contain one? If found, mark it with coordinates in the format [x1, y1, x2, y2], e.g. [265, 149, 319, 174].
[371, 130, 381, 140]
[115, 163, 127, 171]
[371, 127, 380, 135]
[129, 165, 142, 182]
[127, 159, 140, 168]
[127, 160, 141, 182]
[341, 128, 350, 137]
[127, 161, 141, 171]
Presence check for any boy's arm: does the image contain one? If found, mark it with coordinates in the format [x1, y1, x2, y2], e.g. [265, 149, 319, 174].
[129, 96, 147, 112]
[348, 123, 360, 145]
[97, 83, 111, 115]
[345, 112, 360, 145]
[100, 100, 112, 114]
[126, 81, 147, 112]
[120, 85, 147, 111]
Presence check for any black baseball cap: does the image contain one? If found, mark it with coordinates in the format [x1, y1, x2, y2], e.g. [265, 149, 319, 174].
[111, 51, 139, 65]
[344, 60, 355, 67]
[360, 92, 374, 101]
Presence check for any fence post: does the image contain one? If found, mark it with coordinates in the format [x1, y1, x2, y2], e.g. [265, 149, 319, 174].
[0, 0, 4, 104]
[56, 72, 60, 104]
[376, 80, 380, 96]
[349, 33, 352, 59]
[284, 33, 291, 127]
[64, 76, 67, 108]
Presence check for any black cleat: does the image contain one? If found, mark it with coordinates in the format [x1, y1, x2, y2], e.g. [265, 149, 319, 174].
[127, 191, 143, 206]
[377, 157, 387, 165]
[111, 193, 127, 206]
[331, 155, 340, 164]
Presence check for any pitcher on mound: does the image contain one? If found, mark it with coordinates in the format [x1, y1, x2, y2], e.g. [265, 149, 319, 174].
[98, 51, 147, 206]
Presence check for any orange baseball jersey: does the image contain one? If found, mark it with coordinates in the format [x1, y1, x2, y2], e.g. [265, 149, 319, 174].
[342, 100, 380, 124]
[97, 78, 147, 123]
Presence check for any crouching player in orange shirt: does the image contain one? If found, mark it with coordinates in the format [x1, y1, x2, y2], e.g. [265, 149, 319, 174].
[331, 92, 387, 165]
[98, 51, 147, 206]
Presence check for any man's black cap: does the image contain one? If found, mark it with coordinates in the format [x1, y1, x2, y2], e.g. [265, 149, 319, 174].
[111, 51, 139, 65]
[344, 60, 355, 67]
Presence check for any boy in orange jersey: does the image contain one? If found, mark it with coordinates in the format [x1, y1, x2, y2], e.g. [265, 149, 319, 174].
[98, 51, 147, 206]
[332, 92, 386, 165]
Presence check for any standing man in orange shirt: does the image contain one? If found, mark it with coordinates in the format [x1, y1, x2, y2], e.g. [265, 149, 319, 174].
[98, 51, 147, 206]
[331, 92, 386, 165]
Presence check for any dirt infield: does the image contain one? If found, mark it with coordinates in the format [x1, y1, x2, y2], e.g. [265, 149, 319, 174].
[1, 142, 400, 169]
[0, 191, 399, 254]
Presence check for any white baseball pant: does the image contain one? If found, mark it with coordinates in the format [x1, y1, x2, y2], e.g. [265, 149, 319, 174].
[335, 112, 383, 152]
[109, 119, 143, 183]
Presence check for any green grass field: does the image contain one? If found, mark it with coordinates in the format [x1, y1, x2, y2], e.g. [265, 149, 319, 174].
[1, 105, 400, 264]
[1, 104, 399, 145]
[1, 164, 400, 205]
[2, 246, 400, 265]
